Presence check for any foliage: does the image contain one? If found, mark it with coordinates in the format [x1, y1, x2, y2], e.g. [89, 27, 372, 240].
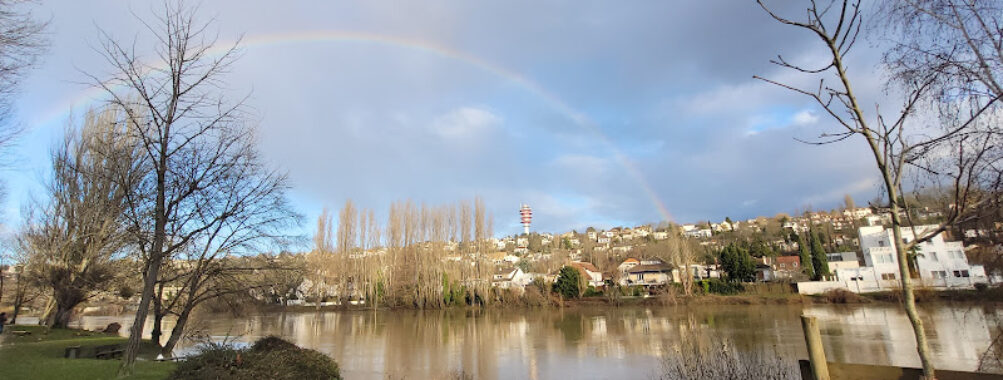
[718, 244, 755, 283]
[169, 336, 341, 380]
[583, 286, 602, 297]
[20, 107, 139, 328]
[809, 229, 830, 280]
[696, 279, 744, 295]
[819, 289, 868, 304]
[553, 266, 582, 299]
[796, 233, 815, 280]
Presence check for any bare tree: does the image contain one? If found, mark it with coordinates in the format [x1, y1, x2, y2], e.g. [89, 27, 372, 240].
[756, 1, 1003, 378]
[84, 2, 296, 373]
[146, 140, 296, 356]
[879, 0, 1003, 237]
[0, 0, 46, 149]
[305, 208, 334, 309]
[20, 107, 140, 328]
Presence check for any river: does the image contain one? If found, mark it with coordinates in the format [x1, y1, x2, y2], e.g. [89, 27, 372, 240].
[58, 303, 1002, 379]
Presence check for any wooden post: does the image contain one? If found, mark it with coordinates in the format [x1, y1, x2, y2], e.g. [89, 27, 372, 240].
[802, 315, 830, 380]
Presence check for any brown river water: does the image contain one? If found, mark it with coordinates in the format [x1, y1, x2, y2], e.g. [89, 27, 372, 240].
[51, 303, 1003, 379]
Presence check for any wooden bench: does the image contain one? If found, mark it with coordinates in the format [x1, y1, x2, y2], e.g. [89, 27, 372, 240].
[10, 330, 31, 336]
[94, 344, 124, 359]
[63, 345, 82, 359]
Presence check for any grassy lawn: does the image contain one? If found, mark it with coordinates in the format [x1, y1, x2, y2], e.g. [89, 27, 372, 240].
[0, 325, 175, 380]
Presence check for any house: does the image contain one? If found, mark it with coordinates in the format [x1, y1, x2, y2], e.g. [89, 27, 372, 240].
[682, 263, 722, 280]
[843, 207, 873, 220]
[611, 246, 632, 254]
[617, 258, 641, 273]
[684, 229, 712, 239]
[569, 261, 604, 287]
[569, 262, 605, 288]
[758, 256, 801, 280]
[492, 266, 533, 289]
[826, 251, 860, 274]
[755, 263, 775, 282]
[854, 225, 986, 286]
[652, 231, 669, 240]
[623, 260, 672, 286]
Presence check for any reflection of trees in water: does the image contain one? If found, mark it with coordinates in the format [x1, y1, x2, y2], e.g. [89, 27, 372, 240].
[135, 304, 1003, 379]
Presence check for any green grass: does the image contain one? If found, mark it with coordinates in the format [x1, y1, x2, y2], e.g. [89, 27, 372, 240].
[0, 325, 175, 380]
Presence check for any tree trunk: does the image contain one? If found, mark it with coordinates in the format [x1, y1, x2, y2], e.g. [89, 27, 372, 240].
[150, 285, 165, 349]
[160, 307, 191, 357]
[10, 293, 25, 325]
[49, 303, 75, 329]
[118, 252, 163, 376]
[119, 157, 167, 376]
[38, 297, 55, 326]
[889, 201, 937, 379]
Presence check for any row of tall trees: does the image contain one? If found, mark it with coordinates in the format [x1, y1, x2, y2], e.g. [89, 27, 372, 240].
[795, 230, 830, 281]
[306, 197, 495, 309]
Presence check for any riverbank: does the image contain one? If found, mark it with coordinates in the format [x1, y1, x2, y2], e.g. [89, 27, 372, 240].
[0, 325, 174, 380]
[262, 286, 1003, 312]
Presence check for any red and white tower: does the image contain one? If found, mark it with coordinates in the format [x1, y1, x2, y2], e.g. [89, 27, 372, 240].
[519, 204, 532, 235]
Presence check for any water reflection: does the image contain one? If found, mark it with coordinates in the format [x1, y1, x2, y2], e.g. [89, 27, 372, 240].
[69, 304, 1001, 379]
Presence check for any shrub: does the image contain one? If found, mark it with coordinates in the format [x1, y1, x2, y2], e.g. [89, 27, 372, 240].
[697, 279, 744, 295]
[169, 336, 341, 380]
[583, 286, 602, 297]
[631, 286, 644, 297]
[976, 282, 989, 292]
[819, 288, 868, 304]
[658, 338, 797, 380]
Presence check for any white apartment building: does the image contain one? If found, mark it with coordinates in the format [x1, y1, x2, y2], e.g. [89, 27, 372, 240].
[855, 225, 985, 286]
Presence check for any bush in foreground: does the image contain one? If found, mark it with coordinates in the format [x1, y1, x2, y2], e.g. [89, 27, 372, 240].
[657, 338, 796, 380]
[169, 336, 341, 380]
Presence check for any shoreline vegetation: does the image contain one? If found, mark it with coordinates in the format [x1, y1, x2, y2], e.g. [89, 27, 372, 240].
[247, 285, 1003, 313]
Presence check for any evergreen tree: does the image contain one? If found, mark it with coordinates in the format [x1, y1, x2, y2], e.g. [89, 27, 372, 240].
[797, 233, 815, 279]
[810, 229, 830, 280]
[719, 244, 755, 282]
[553, 266, 582, 299]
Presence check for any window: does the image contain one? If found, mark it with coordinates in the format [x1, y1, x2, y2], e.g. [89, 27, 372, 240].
[929, 252, 938, 262]
[881, 273, 897, 280]
[779, 263, 786, 269]
[952, 251, 965, 260]
[932, 271, 947, 279]
[878, 240, 886, 247]
[792, 262, 798, 267]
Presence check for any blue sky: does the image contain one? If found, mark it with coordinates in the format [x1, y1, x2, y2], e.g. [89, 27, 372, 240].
[3, 1, 890, 237]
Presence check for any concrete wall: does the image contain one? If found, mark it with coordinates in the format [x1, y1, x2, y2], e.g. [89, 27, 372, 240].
[797, 276, 988, 295]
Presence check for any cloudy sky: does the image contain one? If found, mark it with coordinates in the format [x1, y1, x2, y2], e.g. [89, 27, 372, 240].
[6, 1, 892, 237]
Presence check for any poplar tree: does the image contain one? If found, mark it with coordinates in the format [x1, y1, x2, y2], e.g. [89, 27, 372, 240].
[797, 233, 814, 280]
[809, 229, 830, 280]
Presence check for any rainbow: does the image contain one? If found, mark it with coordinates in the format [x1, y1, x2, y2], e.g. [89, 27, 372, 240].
[35, 30, 676, 223]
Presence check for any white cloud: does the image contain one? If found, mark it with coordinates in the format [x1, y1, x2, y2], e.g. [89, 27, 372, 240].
[792, 110, 818, 126]
[431, 106, 501, 139]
